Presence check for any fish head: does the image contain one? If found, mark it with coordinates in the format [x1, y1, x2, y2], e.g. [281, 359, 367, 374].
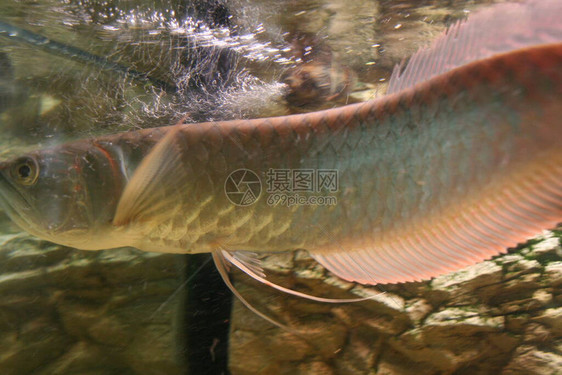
[0, 143, 125, 249]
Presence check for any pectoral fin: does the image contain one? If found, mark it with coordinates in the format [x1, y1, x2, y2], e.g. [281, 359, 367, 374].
[113, 126, 188, 226]
[222, 249, 375, 303]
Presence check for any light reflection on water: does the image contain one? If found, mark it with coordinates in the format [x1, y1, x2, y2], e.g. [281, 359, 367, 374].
[0, 0, 483, 147]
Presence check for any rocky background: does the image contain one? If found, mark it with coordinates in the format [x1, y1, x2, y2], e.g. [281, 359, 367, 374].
[0, 232, 188, 375]
[229, 228, 562, 375]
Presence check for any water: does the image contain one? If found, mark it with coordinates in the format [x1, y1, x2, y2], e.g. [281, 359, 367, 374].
[0, 0, 560, 374]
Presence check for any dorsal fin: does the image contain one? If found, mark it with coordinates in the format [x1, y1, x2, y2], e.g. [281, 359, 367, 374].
[387, 0, 562, 94]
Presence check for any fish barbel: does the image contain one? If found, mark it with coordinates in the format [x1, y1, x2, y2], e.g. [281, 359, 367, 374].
[0, 0, 560, 285]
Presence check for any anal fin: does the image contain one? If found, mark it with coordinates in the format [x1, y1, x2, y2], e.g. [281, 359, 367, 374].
[311, 164, 562, 285]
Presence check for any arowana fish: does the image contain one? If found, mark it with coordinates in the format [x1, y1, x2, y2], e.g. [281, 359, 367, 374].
[0, 0, 560, 298]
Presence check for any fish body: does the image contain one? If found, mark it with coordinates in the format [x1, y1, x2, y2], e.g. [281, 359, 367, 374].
[0, 1, 561, 285]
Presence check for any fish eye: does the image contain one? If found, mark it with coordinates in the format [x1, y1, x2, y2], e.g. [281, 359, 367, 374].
[11, 157, 39, 186]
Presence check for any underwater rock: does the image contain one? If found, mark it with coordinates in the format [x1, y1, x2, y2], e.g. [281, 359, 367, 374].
[502, 345, 562, 375]
[404, 298, 432, 324]
[282, 33, 357, 109]
[0, 317, 71, 375]
[0, 234, 186, 375]
[228, 228, 562, 374]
